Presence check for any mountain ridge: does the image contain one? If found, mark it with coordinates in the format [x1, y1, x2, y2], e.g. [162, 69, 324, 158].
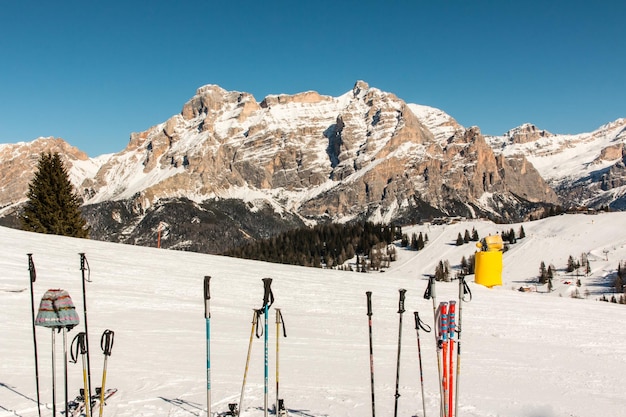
[0, 81, 623, 253]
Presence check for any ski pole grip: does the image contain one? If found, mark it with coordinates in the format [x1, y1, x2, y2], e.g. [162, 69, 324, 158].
[366, 291, 373, 317]
[398, 288, 406, 313]
[414, 311, 419, 329]
[262, 278, 274, 308]
[27, 253, 36, 282]
[204, 276, 211, 300]
[101, 329, 114, 356]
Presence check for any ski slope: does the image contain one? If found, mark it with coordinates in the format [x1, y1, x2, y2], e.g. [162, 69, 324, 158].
[2, 213, 626, 417]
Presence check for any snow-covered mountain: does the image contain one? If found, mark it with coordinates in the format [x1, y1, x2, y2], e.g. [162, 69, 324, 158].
[485, 119, 626, 208]
[2, 212, 626, 417]
[0, 81, 623, 253]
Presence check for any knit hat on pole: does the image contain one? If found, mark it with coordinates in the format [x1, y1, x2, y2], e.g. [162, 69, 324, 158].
[35, 289, 80, 329]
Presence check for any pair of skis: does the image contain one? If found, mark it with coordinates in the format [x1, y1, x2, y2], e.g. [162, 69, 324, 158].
[437, 301, 456, 417]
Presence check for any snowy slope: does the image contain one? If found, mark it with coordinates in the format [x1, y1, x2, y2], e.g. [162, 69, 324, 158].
[2, 214, 626, 416]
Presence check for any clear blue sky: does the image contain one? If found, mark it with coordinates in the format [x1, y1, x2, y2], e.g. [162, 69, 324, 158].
[1, 0, 624, 157]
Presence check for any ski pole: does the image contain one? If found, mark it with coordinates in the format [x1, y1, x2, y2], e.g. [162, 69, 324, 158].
[393, 289, 407, 417]
[414, 312, 431, 417]
[63, 326, 70, 417]
[424, 276, 444, 417]
[275, 308, 287, 416]
[99, 329, 114, 417]
[27, 254, 42, 417]
[238, 309, 261, 416]
[455, 276, 471, 417]
[71, 332, 91, 417]
[79, 253, 93, 413]
[204, 276, 211, 417]
[52, 329, 57, 417]
[366, 291, 375, 417]
[261, 278, 274, 417]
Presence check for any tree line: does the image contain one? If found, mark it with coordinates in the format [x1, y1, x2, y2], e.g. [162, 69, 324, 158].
[223, 222, 401, 269]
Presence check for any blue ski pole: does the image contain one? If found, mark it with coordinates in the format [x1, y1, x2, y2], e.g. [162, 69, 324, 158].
[261, 278, 274, 417]
[204, 276, 211, 416]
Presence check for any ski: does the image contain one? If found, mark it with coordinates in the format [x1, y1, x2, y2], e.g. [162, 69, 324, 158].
[439, 302, 449, 417]
[68, 388, 117, 417]
[448, 301, 456, 417]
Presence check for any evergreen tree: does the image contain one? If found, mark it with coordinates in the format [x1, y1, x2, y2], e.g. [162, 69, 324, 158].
[567, 255, 576, 273]
[417, 232, 425, 250]
[455, 232, 464, 246]
[471, 228, 479, 241]
[518, 225, 526, 239]
[463, 229, 471, 243]
[20, 152, 89, 238]
[539, 261, 547, 284]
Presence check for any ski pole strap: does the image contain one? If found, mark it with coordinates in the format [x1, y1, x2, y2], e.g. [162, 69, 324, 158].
[255, 309, 264, 339]
[366, 291, 373, 317]
[101, 329, 114, 356]
[70, 332, 87, 363]
[262, 278, 274, 309]
[27, 253, 36, 283]
[461, 277, 472, 302]
[423, 276, 435, 300]
[414, 311, 431, 333]
[276, 309, 287, 337]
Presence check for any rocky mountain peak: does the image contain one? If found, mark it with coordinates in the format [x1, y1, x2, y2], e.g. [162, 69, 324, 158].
[504, 123, 553, 144]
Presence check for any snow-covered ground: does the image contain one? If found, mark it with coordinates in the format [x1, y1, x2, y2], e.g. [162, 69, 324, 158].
[2, 213, 626, 417]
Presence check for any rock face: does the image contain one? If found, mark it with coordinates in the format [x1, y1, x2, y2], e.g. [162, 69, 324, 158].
[0, 81, 567, 253]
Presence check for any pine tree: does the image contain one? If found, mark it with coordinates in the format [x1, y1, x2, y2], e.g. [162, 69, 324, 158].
[539, 261, 547, 284]
[518, 225, 526, 239]
[456, 232, 464, 246]
[20, 152, 89, 238]
[463, 229, 471, 243]
[471, 228, 479, 241]
[567, 255, 576, 273]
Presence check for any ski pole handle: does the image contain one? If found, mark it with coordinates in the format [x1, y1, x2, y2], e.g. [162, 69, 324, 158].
[101, 330, 114, 357]
[204, 275, 211, 319]
[398, 289, 406, 313]
[366, 291, 373, 317]
[414, 311, 431, 332]
[262, 278, 274, 308]
[70, 332, 87, 363]
[424, 275, 436, 300]
[204, 276, 211, 300]
[27, 253, 36, 283]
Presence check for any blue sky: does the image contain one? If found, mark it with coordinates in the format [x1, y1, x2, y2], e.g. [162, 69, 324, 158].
[1, 1, 624, 157]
